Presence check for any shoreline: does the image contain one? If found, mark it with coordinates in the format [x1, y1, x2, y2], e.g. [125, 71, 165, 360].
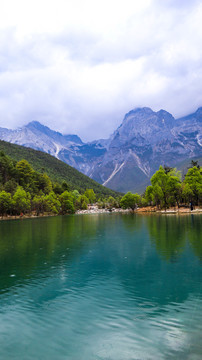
[0, 213, 57, 221]
[0, 207, 201, 221]
[76, 205, 202, 215]
[76, 207, 202, 215]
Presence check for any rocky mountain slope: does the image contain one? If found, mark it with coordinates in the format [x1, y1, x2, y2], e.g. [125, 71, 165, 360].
[91, 107, 202, 192]
[0, 121, 106, 177]
[0, 107, 201, 193]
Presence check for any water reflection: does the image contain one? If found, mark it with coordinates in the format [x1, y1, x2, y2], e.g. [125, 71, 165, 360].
[0, 215, 99, 290]
[0, 214, 201, 359]
[187, 215, 202, 261]
[145, 214, 202, 262]
[0, 214, 201, 293]
[147, 215, 187, 261]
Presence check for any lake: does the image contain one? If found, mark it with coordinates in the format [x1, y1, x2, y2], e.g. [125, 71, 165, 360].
[0, 213, 201, 359]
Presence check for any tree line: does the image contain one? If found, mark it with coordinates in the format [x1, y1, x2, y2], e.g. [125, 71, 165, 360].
[0, 150, 201, 217]
[120, 163, 202, 211]
[0, 151, 101, 217]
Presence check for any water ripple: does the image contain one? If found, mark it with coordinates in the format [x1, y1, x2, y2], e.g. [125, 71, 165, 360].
[0, 214, 201, 359]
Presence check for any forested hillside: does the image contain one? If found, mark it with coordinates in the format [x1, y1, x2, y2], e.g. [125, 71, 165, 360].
[0, 140, 119, 197]
[0, 150, 122, 217]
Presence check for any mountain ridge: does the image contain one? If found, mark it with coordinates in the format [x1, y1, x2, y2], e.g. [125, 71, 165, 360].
[0, 106, 201, 192]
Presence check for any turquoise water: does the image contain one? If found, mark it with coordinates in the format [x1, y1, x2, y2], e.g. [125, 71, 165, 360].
[0, 213, 201, 359]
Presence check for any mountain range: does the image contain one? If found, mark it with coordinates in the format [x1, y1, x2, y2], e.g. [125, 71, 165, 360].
[0, 106, 201, 193]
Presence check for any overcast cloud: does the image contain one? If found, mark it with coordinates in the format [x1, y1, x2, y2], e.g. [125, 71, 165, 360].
[0, 0, 202, 141]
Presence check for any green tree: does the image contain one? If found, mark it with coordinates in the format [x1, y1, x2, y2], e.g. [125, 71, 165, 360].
[151, 166, 170, 208]
[184, 166, 202, 205]
[16, 159, 34, 191]
[44, 192, 61, 214]
[0, 191, 12, 217]
[181, 183, 193, 205]
[151, 184, 164, 208]
[167, 169, 182, 207]
[59, 191, 75, 214]
[84, 189, 96, 204]
[72, 190, 80, 203]
[4, 179, 17, 194]
[0, 151, 15, 184]
[76, 195, 89, 210]
[107, 196, 116, 209]
[61, 181, 70, 192]
[13, 187, 31, 214]
[145, 185, 153, 205]
[35, 173, 52, 194]
[140, 196, 148, 207]
[53, 182, 63, 195]
[120, 192, 141, 211]
[97, 198, 106, 209]
[16, 159, 34, 182]
[32, 194, 46, 215]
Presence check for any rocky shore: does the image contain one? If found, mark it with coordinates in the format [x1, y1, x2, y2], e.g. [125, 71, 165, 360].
[76, 205, 202, 215]
[76, 205, 130, 215]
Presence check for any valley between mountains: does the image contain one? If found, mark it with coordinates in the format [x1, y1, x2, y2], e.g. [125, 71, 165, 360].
[0, 107, 201, 193]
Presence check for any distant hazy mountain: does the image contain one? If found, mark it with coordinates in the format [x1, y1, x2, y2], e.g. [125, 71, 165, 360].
[0, 121, 106, 177]
[0, 107, 201, 193]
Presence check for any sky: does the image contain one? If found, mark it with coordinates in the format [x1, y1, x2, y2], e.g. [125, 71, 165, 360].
[0, 0, 202, 141]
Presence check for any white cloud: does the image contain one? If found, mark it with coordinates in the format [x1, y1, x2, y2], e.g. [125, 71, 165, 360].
[0, 0, 202, 140]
